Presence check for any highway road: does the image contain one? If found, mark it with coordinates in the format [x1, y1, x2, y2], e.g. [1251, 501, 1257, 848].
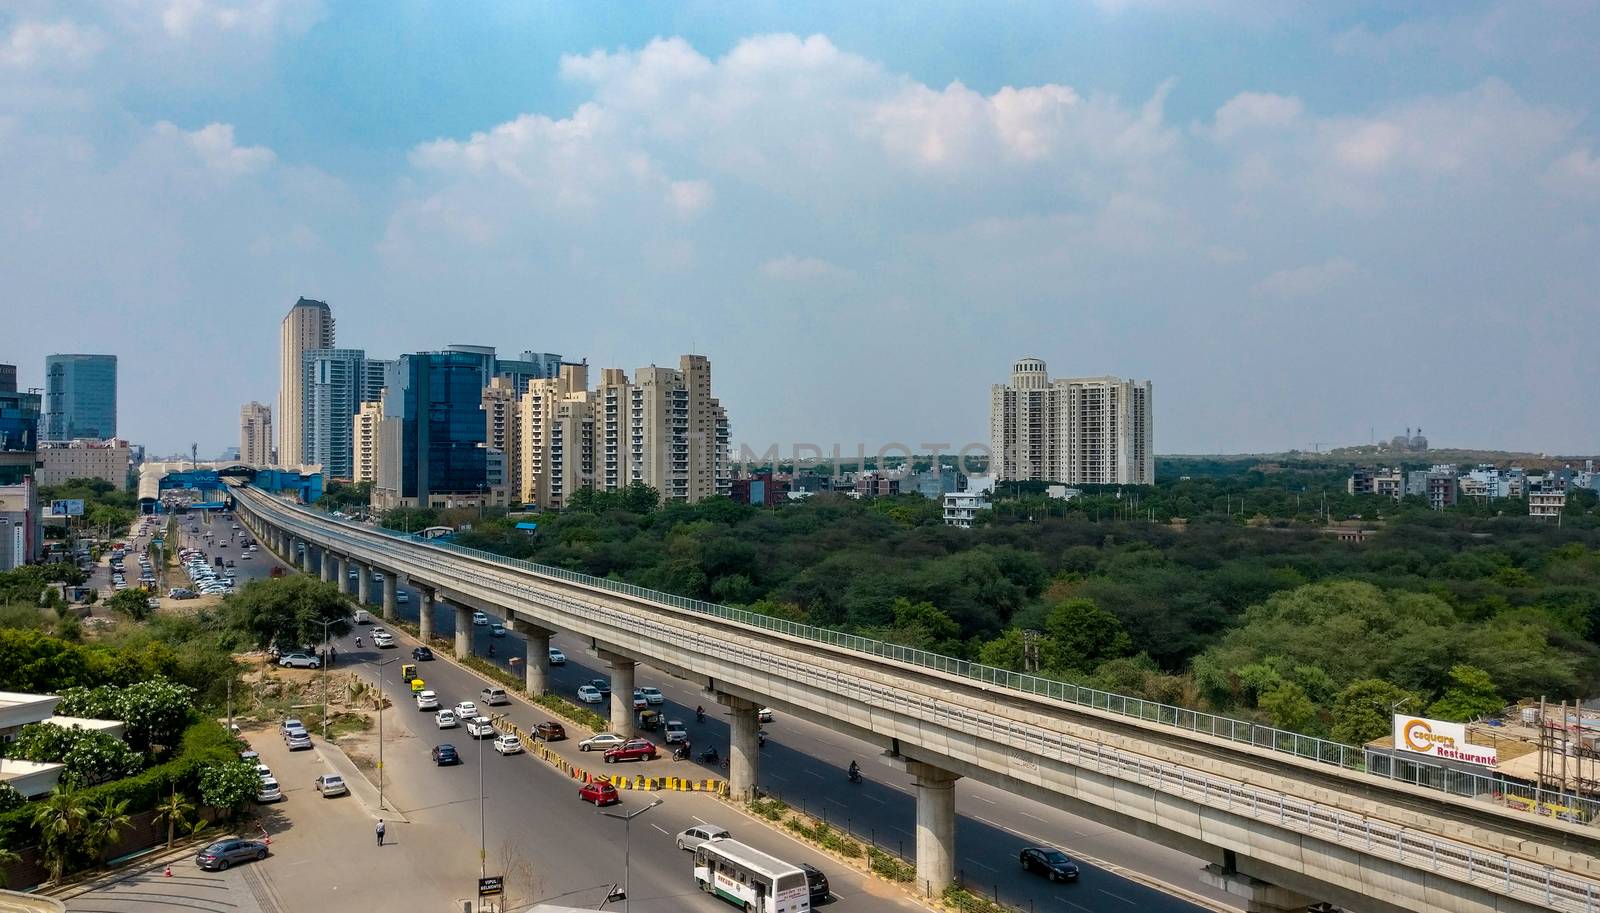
[210, 509, 1235, 912]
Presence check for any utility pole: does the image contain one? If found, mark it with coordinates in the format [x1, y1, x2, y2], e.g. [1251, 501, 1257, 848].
[599, 797, 662, 911]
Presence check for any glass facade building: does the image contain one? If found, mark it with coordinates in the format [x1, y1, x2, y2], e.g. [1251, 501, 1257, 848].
[379, 350, 491, 504]
[44, 354, 117, 440]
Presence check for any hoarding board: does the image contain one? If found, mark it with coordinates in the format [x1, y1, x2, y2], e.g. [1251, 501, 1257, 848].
[50, 499, 85, 517]
[1393, 714, 1498, 766]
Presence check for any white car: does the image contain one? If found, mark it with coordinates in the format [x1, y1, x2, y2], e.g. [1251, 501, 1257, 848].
[576, 685, 603, 704]
[547, 647, 566, 665]
[435, 709, 458, 729]
[314, 773, 347, 798]
[664, 720, 688, 744]
[454, 701, 478, 719]
[415, 690, 439, 711]
[493, 733, 523, 755]
[676, 824, 731, 852]
[466, 716, 496, 738]
[758, 708, 775, 723]
[472, 611, 489, 626]
[640, 686, 664, 705]
[256, 778, 283, 803]
[579, 732, 627, 752]
[396, 590, 409, 603]
[373, 631, 395, 648]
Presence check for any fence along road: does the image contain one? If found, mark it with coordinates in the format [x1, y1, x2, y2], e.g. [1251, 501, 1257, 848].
[235, 484, 1600, 913]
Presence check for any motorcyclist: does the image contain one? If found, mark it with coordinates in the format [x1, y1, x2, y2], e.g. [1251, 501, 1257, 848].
[695, 705, 705, 722]
[848, 760, 861, 782]
[487, 642, 496, 657]
[355, 635, 363, 648]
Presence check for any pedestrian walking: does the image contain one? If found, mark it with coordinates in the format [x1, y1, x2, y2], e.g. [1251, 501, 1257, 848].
[376, 819, 386, 846]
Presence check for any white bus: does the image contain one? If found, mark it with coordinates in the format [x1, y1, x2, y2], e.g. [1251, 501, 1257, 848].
[693, 838, 810, 913]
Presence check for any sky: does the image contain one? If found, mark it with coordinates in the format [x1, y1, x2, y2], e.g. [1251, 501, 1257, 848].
[3, 1, 1598, 459]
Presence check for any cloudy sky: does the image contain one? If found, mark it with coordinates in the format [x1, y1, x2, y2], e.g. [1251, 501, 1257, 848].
[4, 1, 1598, 458]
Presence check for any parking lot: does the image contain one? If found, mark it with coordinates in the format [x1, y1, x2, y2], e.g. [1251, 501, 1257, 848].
[61, 852, 278, 913]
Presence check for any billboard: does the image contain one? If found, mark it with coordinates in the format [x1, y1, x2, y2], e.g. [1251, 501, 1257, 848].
[1393, 714, 1498, 767]
[49, 499, 85, 517]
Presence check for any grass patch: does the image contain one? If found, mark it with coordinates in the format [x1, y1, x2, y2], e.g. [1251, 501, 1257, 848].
[867, 846, 914, 882]
[326, 712, 370, 738]
[748, 797, 789, 822]
[941, 886, 1010, 913]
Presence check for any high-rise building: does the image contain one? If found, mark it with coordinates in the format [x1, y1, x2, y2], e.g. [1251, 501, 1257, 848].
[0, 376, 41, 486]
[353, 400, 383, 484]
[593, 367, 632, 494]
[43, 354, 117, 440]
[278, 297, 335, 467]
[0, 364, 15, 393]
[239, 401, 273, 466]
[628, 355, 730, 502]
[373, 349, 493, 509]
[482, 377, 521, 505]
[361, 359, 393, 403]
[301, 348, 366, 480]
[990, 359, 1154, 485]
[518, 364, 594, 509]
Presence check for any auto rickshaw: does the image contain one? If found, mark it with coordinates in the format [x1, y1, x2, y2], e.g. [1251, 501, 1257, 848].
[401, 663, 417, 682]
[637, 708, 661, 732]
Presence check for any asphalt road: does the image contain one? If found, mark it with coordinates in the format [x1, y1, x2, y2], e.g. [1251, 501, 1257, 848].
[218, 513, 1235, 913]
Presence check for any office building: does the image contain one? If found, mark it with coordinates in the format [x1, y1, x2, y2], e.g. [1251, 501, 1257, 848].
[496, 351, 571, 395]
[278, 297, 335, 467]
[35, 439, 131, 489]
[353, 400, 383, 484]
[301, 348, 366, 480]
[373, 349, 493, 509]
[0, 478, 41, 570]
[989, 359, 1154, 485]
[43, 354, 117, 440]
[628, 355, 730, 503]
[0, 373, 40, 487]
[239, 402, 273, 466]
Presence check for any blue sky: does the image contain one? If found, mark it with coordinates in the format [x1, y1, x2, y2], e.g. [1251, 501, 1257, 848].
[4, 1, 1598, 457]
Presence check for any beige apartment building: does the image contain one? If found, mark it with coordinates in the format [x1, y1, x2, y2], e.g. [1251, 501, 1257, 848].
[278, 297, 335, 468]
[35, 439, 131, 489]
[482, 377, 520, 505]
[990, 358, 1153, 485]
[352, 400, 383, 484]
[512, 355, 730, 509]
[239, 401, 273, 465]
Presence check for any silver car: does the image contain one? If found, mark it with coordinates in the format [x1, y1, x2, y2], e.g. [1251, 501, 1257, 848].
[676, 824, 731, 851]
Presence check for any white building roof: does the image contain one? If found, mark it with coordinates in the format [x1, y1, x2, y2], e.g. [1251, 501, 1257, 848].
[0, 691, 61, 731]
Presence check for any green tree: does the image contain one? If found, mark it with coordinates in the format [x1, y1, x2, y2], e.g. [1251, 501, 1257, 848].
[107, 587, 155, 621]
[1259, 681, 1317, 732]
[977, 629, 1027, 671]
[1427, 664, 1504, 721]
[153, 788, 195, 850]
[32, 785, 89, 883]
[57, 678, 197, 753]
[84, 796, 133, 867]
[5, 723, 145, 787]
[224, 575, 351, 648]
[198, 760, 260, 818]
[0, 844, 19, 888]
[0, 781, 25, 813]
[1042, 598, 1132, 674]
[1329, 679, 1420, 745]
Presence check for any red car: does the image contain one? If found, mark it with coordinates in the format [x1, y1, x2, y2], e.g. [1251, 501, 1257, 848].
[603, 739, 658, 764]
[579, 780, 620, 806]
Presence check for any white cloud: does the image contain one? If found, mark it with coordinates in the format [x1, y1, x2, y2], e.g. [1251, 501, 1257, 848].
[667, 180, 714, 217]
[0, 20, 104, 69]
[1209, 91, 1302, 141]
[1545, 147, 1600, 197]
[157, 0, 324, 40]
[153, 121, 276, 176]
[1251, 258, 1357, 299]
[759, 255, 852, 281]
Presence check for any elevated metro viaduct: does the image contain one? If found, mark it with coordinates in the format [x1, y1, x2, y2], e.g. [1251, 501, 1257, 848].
[234, 484, 1600, 913]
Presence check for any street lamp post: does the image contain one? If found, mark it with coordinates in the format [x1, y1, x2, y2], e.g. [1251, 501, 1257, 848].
[371, 656, 399, 814]
[479, 720, 487, 878]
[598, 797, 662, 911]
[320, 617, 337, 741]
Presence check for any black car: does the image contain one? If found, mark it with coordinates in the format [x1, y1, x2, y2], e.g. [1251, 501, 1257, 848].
[588, 678, 611, 697]
[1020, 847, 1079, 882]
[196, 838, 269, 871]
[802, 863, 830, 902]
[412, 646, 434, 661]
[432, 743, 460, 765]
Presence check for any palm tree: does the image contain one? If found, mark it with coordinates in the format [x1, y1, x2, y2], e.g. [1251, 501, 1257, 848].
[153, 789, 194, 850]
[85, 796, 133, 868]
[0, 845, 21, 888]
[31, 785, 89, 883]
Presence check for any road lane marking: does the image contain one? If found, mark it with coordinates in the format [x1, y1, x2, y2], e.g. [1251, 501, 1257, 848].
[966, 859, 998, 873]
[1056, 896, 1094, 912]
[1019, 811, 1047, 822]
[767, 773, 790, 783]
[825, 798, 847, 808]
[651, 824, 670, 835]
[803, 769, 825, 779]
[1098, 888, 1136, 905]
[971, 795, 997, 805]
[693, 815, 709, 825]
[860, 792, 886, 805]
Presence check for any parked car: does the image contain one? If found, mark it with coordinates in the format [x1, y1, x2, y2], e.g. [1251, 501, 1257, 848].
[578, 780, 620, 806]
[603, 739, 658, 764]
[432, 743, 460, 765]
[472, 611, 489, 626]
[675, 824, 731, 851]
[435, 709, 458, 729]
[196, 838, 268, 871]
[314, 773, 348, 798]
[454, 701, 478, 719]
[640, 686, 665, 705]
[493, 733, 523, 755]
[576, 685, 603, 704]
[278, 652, 320, 669]
[547, 647, 566, 665]
[664, 719, 688, 744]
[255, 778, 283, 803]
[415, 690, 439, 711]
[412, 645, 434, 661]
[466, 716, 497, 739]
[1020, 847, 1080, 883]
[579, 732, 627, 752]
[533, 721, 566, 741]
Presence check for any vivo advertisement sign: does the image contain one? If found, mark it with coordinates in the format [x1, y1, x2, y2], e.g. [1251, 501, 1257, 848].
[1393, 714, 1498, 767]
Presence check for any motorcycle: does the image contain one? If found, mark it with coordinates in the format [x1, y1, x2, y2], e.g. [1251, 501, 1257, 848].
[698, 747, 720, 765]
[847, 765, 862, 784]
[673, 743, 691, 761]
[355, 636, 363, 648]
[757, 730, 767, 748]
[695, 706, 706, 723]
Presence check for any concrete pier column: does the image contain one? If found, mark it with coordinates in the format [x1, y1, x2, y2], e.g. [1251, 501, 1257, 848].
[321, 549, 336, 583]
[418, 587, 435, 643]
[907, 760, 959, 895]
[356, 562, 371, 605]
[336, 555, 351, 595]
[592, 649, 637, 738]
[1200, 865, 1318, 913]
[718, 694, 760, 800]
[381, 573, 397, 622]
[454, 602, 473, 659]
[298, 540, 311, 573]
[510, 620, 553, 696]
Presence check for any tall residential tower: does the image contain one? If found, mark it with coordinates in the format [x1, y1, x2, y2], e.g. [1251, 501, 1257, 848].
[278, 297, 335, 467]
[239, 401, 273, 465]
[990, 359, 1153, 485]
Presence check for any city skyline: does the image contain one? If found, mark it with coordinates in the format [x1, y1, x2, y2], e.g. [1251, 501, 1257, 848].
[5, 3, 1599, 457]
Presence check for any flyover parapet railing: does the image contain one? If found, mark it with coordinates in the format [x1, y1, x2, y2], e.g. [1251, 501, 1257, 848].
[242, 489, 1600, 826]
[245, 493, 1600, 913]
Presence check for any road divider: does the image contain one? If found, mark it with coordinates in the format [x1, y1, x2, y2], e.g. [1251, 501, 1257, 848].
[490, 712, 727, 795]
